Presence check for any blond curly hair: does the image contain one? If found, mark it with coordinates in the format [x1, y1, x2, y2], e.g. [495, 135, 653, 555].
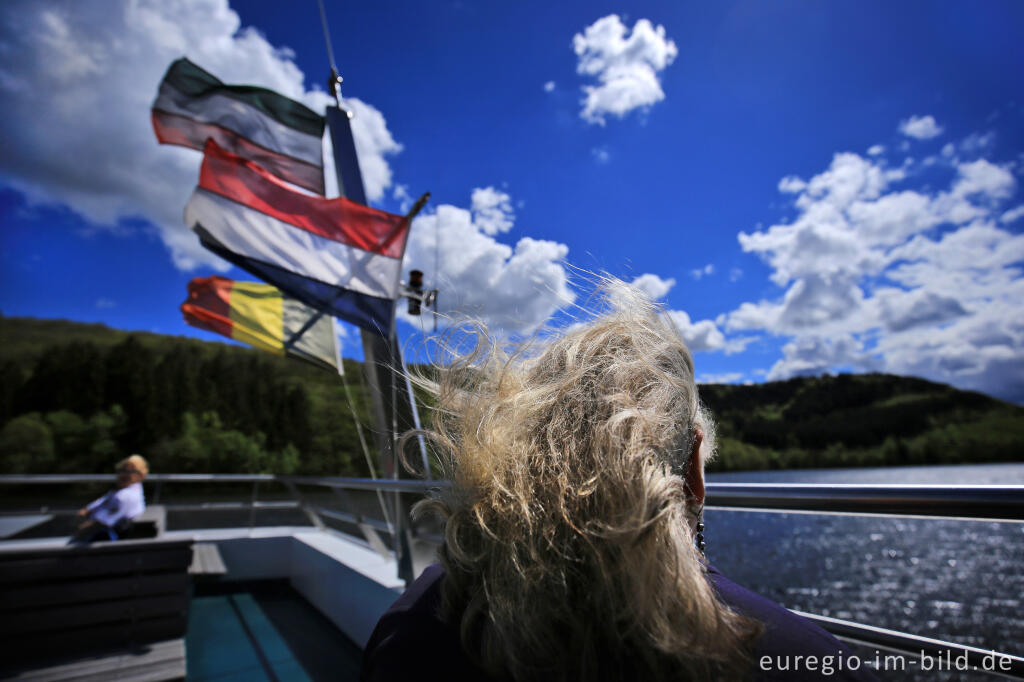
[409, 279, 760, 681]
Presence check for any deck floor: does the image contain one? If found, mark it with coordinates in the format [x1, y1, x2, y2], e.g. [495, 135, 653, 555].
[187, 581, 363, 682]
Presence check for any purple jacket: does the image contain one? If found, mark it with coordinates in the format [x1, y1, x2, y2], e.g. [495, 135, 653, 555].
[361, 564, 879, 681]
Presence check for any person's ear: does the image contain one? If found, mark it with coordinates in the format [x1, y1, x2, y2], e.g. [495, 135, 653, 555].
[684, 429, 705, 507]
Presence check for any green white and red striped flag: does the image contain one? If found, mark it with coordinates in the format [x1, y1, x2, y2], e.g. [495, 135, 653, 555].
[152, 58, 326, 195]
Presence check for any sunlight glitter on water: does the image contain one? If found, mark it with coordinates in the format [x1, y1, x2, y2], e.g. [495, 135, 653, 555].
[705, 465, 1024, 660]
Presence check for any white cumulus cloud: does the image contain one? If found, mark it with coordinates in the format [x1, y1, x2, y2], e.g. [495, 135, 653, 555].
[0, 0, 401, 271]
[725, 125, 1024, 402]
[1001, 205, 1024, 224]
[899, 114, 943, 140]
[665, 309, 726, 354]
[630, 273, 675, 300]
[470, 186, 515, 236]
[344, 97, 403, 204]
[622, 273, 727, 353]
[766, 334, 874, 380]
[572, 14, 677, 125]
[697, 372, 745, 385]
[690, 264, 715, 280]
[778, 176, 807, 194]
[399, 189, 574, 335]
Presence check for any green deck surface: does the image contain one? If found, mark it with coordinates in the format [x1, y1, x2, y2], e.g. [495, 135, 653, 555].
[187, 581, 362, 681]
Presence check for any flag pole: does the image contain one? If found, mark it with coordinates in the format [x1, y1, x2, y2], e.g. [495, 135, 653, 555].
[325, 100, 427, 586]
[377, 192, 430, 254]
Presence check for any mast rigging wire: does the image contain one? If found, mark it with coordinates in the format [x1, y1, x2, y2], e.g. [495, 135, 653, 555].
[316, 0, 338, 74]
[339, 359, 395, 534]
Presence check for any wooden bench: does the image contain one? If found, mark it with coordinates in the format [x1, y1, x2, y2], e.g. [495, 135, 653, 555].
[0, 536, 193, 679]
[118, 505, 167, 540]
[189, 542, 227, 578]
[4, 639, 186, 682]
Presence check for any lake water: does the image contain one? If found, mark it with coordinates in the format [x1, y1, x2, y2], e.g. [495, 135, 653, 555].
[707, 462, 1024, 485]
[705, 463, 1024, 680]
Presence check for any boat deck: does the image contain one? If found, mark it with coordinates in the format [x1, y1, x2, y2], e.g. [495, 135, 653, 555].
[188, 580, 363, 682]
[3, 474, 1023, 681]
[0, 525, 403, 682]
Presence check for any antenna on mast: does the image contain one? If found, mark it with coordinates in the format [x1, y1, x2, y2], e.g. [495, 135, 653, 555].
[433, 208, 440, 332]
[317, 0, 352, 116]
[317, 0, 337, 75]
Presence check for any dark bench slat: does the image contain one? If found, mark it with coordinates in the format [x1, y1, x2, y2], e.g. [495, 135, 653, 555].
[0, 547, 192, 583]
[3, 614, 188, 665]
[0, 536, 194, 674]
[2, 593, 189, 636]
[6, 638, 185, 682]
[103, 656, 186, 682]
[0, 538, 192, 563]
[1, 572, 191, 610]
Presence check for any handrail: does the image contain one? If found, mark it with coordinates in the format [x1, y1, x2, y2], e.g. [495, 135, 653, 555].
[0, 474, 277, 483]
[0, 500, 301, 515]
[1, 473, 1021, 676]
[3, 476, 1022, 521]
[794, 611, 1024, 679]
[706, 483, 1024, 522]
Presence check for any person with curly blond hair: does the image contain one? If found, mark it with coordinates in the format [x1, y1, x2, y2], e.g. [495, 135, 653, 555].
[362, 280, 876, 681]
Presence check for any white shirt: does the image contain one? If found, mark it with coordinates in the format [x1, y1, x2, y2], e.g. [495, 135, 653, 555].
[86, 482, 146, 528]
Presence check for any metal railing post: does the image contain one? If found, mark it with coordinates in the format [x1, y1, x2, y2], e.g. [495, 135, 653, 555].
[331, 487, 390, 557]
[248, 480, 260, 530]
[280, 477, 326, 531]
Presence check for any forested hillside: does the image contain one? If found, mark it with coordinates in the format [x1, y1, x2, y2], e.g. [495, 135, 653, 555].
[1, 315, 1021, 475]
[0, 316, 373, 476]
[701, 374, 1022, 471]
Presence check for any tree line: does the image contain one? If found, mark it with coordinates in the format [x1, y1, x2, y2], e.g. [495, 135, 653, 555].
[0, 334, 366, 476]
[1, 317, 1021, 476]
[701, 373, 1022, 472]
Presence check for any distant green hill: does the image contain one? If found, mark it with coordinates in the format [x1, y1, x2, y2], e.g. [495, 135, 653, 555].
[0, 315, 375, 476]
[1, 315, 1021, 474]
[700, 374, 1023, 471]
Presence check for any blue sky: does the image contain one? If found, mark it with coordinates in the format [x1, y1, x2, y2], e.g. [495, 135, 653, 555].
[1, 1, 1023, 401]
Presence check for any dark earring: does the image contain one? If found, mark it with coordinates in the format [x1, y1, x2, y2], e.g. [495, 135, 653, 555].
[693, 505, 706, 557]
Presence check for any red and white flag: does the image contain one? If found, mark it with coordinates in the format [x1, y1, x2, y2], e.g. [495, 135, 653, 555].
[185, 140, 411, 333]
